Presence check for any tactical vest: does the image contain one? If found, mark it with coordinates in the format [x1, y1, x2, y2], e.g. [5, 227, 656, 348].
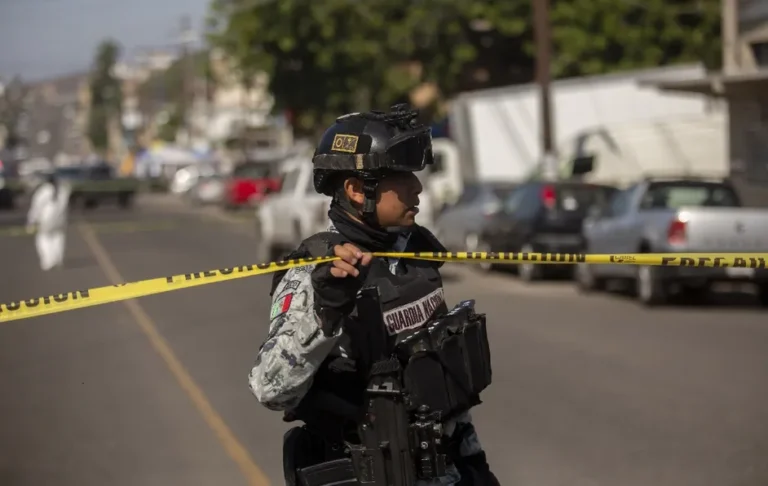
[279, 231, 490, 447]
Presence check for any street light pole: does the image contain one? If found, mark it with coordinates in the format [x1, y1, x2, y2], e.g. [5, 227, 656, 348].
[533, 0, 556, 180]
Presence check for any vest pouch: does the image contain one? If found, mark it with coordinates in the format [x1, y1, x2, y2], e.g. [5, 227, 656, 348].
[433, 333, 473, 412]
[459, 314, 492, 396]
[395, 328, 449, 414]
[396, 322, 474, 416]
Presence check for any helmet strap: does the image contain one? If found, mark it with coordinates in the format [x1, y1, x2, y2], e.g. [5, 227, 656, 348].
[361, 179, 379, 227]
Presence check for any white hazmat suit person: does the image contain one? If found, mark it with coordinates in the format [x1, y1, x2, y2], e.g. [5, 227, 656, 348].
[26, 173, 71, 271]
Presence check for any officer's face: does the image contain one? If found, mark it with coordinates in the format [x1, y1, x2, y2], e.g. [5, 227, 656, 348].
[345, 172, 423, 227]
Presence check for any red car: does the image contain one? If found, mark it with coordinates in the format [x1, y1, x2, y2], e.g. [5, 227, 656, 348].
[224, 161, 282, 209]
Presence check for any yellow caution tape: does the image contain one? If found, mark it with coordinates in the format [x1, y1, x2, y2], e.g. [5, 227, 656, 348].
[1, 252, 766, 324]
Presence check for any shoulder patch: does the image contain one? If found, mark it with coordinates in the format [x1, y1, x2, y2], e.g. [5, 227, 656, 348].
[270, 292, 294, 320]
[279, 279, 301, 294]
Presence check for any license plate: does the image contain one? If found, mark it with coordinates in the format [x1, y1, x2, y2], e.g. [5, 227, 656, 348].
[725, 267, 754, 278]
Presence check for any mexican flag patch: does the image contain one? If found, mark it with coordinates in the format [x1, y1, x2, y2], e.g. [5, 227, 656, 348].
[270, 293, 293, 320]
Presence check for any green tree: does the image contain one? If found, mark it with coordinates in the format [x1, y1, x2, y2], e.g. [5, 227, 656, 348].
[207, 0, 721, 133]
[207, 0, 532, 133]
[0, 76, 28, 149]
[88, 40, 123, 153]
[137, 50, 215, 143]
[550, 0, 722, 78]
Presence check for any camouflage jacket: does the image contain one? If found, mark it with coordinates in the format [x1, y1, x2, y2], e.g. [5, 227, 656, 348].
[248, 222, 484, 485]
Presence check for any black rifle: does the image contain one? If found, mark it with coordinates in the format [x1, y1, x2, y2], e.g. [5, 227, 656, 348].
[344, 285, 449, 485]
[297, 285, 478, 486]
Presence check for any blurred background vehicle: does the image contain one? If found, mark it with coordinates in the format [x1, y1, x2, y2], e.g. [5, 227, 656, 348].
[169, 163, 219, 196]
[253, 155, 330, 262]
[577, 176, 768, 306]
[475, 177, 618, 280]
[223, 159, 282, 210]
[0, 157, 18, 209]
[54, 162, 138, 210]
[433, 181, 520, 250]
[186, 173, 226, 206]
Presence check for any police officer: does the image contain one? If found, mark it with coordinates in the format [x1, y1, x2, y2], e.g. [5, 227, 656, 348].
[248, 104, 499, 486]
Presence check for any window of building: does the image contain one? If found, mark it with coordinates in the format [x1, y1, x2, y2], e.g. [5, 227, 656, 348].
[751, 41, 768, 67]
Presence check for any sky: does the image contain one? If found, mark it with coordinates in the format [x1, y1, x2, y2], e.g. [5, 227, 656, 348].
[0, 0, 212, 82]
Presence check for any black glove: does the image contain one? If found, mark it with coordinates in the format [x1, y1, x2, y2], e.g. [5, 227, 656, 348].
[311, 261, 368, 337]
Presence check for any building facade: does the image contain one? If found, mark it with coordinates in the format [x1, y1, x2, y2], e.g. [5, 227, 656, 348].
[650, 0, 768, 206]
[19, 73, 91, 163]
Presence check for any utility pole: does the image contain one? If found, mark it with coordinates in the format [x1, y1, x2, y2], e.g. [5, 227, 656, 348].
[533, 0, 556, 180]
[722, 0, 739, 75]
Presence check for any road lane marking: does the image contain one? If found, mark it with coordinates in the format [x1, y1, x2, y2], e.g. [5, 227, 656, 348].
[77, 223, 270, 486]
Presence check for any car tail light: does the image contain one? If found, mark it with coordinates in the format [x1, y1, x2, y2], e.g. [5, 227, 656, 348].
[667, 218, 687, 244]
[541, 185, 556, 209]
[482, 201, 501, 218]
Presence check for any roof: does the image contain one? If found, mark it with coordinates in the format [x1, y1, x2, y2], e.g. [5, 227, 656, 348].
[454, 63, 706, 102]
[639, 68, 768, 97]
[641, 174, 730, 183]
[740, 0, 768, 30]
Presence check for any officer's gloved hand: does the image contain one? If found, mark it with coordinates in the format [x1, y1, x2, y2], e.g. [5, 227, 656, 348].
[311, 243, 372, 336]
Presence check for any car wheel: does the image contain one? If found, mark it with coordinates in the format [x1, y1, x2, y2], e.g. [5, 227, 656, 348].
[466, 233, 493, 272]
[575, 262, 604, 293]
[476, 238, 495, 272]
[253, 218, 272, 264]
[756, 283, 768, 308]
[636, 265, 667, 306]
[678, 283, 710, 304]
[518, 243, 542, 282]
[117, 193, 133, 209]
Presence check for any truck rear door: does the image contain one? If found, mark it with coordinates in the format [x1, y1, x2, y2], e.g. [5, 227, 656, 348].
[683, 208, 768, 252]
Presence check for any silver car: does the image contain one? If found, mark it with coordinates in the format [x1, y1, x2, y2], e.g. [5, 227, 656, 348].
[577, 177, 768, 306]
[433, 182, 519, 251]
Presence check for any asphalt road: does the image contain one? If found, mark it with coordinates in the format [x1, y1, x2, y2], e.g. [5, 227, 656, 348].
[1, 194, 767, 486]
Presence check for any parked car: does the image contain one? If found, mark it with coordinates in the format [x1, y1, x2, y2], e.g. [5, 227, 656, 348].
[223, 160, 282, 209]
[0, 156, 24, 210]
[476, 180, 618, 279]
[170, 164, 218, 195]
[433, 181, 519, 250]
[254, 156, 331, 262]
[56, 163, 139, 209]
[577, 176, 768, 306]
[186, 174, 226, 206]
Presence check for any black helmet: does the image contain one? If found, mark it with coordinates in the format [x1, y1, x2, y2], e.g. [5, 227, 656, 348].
[312, 103, 434, 223]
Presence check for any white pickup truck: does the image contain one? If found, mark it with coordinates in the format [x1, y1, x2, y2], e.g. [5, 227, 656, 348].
[254, 155, 437, 262]
[578, 177, 768, 306]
